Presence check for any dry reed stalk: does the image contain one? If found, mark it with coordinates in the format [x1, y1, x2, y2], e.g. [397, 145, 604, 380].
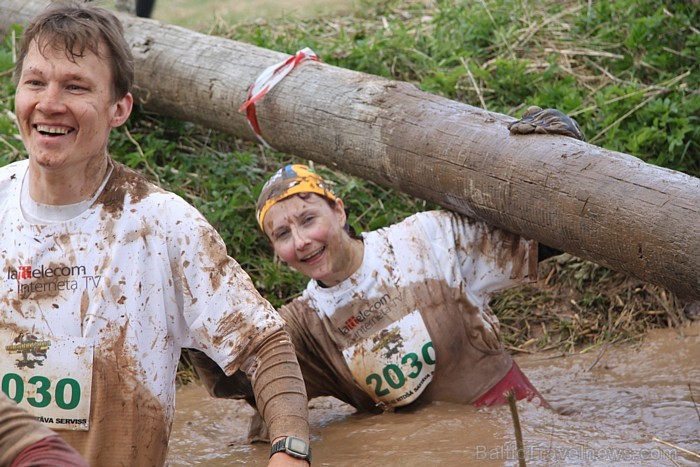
[653, 437, 700, 461]
[690, 384, 700, 424]
[506, 390, 527, 467]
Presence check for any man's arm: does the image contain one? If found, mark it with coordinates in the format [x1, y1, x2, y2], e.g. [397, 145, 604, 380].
[241, 328, 311, 465]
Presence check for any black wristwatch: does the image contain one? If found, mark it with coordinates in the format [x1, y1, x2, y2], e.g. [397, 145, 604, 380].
[270, 436, 312, 463]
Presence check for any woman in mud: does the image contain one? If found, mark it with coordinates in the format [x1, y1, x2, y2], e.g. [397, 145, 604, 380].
[251, 164, 552, 413]
[191, 108, 584, 441]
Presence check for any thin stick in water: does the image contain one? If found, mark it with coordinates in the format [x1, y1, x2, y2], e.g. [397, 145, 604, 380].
[506, 390, 527, 467]
[689, 383, 700, 424]
[653, 437, 700, 461]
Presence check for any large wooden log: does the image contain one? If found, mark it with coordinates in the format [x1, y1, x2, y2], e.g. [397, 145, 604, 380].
[2, 0, 699, 300]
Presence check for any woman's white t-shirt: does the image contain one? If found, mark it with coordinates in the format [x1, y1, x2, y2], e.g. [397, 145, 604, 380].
[299, 210, 537, 408]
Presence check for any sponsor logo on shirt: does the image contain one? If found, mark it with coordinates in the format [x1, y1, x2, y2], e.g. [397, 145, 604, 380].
[5, 263, 101, 296]
[337, 293, 392, 337]
[8, 264, 86, 280]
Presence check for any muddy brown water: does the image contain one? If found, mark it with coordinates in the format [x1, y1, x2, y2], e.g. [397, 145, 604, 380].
[168, 323, 700, 466]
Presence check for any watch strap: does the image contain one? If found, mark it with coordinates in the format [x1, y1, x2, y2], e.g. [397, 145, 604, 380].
[270, 436, 311, 463]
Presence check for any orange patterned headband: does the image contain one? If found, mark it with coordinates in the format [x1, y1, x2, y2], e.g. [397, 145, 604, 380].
[256, 164, 337, 230]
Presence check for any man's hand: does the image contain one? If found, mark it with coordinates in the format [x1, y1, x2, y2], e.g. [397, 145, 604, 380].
[269, 452, 311, 466]
[268, 435, 311, 466]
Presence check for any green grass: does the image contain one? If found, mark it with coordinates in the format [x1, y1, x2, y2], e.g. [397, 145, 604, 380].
[102, 0, 363, 31]
[1, 0, 696, 357]
[217, 0, 699, 175]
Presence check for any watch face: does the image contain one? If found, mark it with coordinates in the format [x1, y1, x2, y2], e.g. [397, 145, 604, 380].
[286, 437, 309, 455]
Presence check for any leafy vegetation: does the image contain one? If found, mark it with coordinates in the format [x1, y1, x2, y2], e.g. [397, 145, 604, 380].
[0, 0, 696, 359]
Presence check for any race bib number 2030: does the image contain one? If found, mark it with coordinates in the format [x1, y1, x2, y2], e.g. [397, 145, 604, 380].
[342, 310, 436, 408]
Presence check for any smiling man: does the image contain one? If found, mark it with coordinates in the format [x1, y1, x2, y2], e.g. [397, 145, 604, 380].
[0, 2, 310, 466]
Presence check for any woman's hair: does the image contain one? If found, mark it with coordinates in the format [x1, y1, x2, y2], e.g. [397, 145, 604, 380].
[14, 1, 134, 100]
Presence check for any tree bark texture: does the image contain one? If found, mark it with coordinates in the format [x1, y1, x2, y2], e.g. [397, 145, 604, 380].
[2, 0, 699, 300]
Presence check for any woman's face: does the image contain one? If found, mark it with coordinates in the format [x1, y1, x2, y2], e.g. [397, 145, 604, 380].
[264, 194, 356, 285]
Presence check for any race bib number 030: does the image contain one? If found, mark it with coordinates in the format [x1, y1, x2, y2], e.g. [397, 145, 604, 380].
[0, 330, 93, 431]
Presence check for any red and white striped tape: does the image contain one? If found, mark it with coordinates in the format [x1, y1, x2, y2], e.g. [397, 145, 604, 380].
[239, 47, 320, 147]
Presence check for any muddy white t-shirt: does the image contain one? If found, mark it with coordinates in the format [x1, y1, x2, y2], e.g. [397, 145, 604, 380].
[301, 210, 537, 408]
[0, 160, 283, 465]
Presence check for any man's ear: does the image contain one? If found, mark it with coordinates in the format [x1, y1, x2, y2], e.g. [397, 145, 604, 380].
[111, 92, 134, 128]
